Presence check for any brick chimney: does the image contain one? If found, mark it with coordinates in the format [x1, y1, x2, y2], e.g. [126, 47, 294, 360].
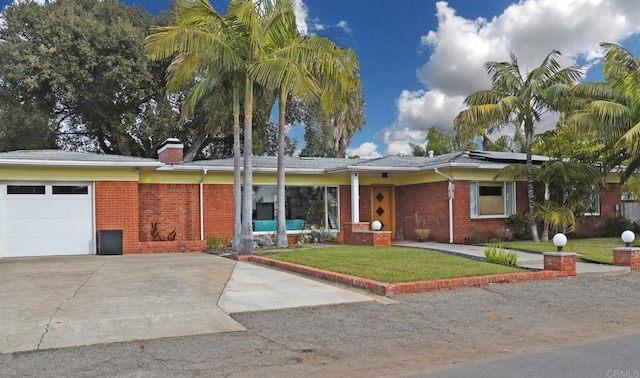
[158, 138, 184, 164]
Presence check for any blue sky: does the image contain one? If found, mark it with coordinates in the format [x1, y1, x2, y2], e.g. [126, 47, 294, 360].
[4, 1, 640, 157]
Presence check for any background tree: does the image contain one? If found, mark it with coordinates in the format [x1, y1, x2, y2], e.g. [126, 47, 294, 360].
[0, 0, 184, 155]
[411, 127, 476, 156]
[455, 50, 583, 242]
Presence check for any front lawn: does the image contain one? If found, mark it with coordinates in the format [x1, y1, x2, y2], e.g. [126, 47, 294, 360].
[502, 237, 632, 264]
[265, 245, 524, 283]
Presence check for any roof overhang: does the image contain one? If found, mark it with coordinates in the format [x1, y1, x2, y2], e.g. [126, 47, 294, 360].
[0, 159, 162, 170]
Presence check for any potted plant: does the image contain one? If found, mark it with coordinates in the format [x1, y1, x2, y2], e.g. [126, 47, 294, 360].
[412, 212, 430, 241]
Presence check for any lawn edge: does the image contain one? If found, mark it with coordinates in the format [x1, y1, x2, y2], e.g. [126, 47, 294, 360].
[236, 255, 574, 296]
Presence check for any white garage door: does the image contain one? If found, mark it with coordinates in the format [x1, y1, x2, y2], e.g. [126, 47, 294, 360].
[0, 183, 94, 257]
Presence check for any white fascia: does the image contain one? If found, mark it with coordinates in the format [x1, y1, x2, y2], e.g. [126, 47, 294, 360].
[0, 160, 162, 168]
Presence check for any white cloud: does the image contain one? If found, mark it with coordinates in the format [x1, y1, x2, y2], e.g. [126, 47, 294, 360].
[380, 0, 640, 155]
[292, 0, 309, 35]
[378, 89, 466, 155]
[336, 20, 351, 34]
[311, 17, 325, 31]
[347, 142, 382, 158]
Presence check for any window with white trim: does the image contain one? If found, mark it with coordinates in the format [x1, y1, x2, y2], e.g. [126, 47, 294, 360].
[584, 193, 600, 216]
[470, 181, 515, 218]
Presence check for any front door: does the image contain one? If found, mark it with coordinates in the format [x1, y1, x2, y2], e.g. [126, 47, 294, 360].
[371, 185, 395, 239]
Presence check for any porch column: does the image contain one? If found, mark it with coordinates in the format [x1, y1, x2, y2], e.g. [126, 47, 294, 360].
[351, 172, 360, 223]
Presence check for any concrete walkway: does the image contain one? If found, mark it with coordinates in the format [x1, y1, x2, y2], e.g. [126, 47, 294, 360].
[218, 261, 375, 313]
[393, 241, 631, 277]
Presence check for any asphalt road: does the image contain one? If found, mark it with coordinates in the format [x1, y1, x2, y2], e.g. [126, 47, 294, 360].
[4, 273, 640, 377]
[420, 333, 640, 378]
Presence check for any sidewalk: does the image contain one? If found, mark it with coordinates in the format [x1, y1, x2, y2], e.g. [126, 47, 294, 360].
[393, 241, 631, 277]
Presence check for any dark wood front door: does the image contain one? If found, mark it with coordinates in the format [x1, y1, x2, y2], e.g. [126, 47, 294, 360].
[371, 185, 395, 238]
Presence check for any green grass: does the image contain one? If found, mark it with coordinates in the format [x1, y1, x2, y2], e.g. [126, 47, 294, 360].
[265, 245, 524, 283]
[502, 237, 634, 264]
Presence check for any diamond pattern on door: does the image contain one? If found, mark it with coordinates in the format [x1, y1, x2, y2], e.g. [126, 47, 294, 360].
[371, 185, 394, 239]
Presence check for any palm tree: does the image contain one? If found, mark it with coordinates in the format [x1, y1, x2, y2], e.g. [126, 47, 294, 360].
[455, 50, 583, 241]
[495, 159, 602, 241]
[249, 11, 361, 246]
[569, 43, 640, 181]
[145, 0, 245, 250]
[147, 0, 302, 254]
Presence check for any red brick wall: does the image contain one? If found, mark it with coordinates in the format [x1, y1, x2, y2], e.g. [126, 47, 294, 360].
[359, 186, 371, 223]
[575, 183, 622, 238]
[95, 181, 139, 254]
[203, 184, 234, 241]
[396, 181, 531, 243]
[396, 181, 452, 242]
[138, 184, 200, 242]
[340, 180, 622, 243]
[339, 185, 351, 218]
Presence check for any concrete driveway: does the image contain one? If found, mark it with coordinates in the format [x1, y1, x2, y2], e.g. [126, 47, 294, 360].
[0, 253, 373, 354]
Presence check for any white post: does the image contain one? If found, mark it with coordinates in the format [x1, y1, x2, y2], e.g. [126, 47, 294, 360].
[351, 172, 360, 223]
[448, 181, 454, 244]
[199, 169, 208, 240]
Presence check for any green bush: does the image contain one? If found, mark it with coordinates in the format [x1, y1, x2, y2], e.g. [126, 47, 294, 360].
[505, 212, 532, 240]
[602, 216, 634, 237]
[206, 234, 230, 249]
[296, 228, 338, 244]
[484, 239, 518, 267]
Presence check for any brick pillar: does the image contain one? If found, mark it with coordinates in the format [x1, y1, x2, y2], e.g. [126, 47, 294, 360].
[543, 252, 577, 276]
[341, 222, 369, 244]
[613, 247, 640, 271]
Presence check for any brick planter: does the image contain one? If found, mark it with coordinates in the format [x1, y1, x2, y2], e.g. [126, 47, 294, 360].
[543, 252, 577, 276]
[613, 247, 640, 271]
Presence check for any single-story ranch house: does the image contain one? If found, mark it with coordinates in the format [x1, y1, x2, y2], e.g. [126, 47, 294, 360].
[0, 138, 622, 258]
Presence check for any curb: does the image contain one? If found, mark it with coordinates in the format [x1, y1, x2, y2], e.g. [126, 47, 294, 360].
[236, 255, 574, 296]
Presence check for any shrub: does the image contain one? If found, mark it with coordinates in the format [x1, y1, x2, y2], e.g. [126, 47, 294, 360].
[256, 234, 275, 248]
[297, 228, 338, 244]
[505, 212, 533, 240]
[206, 234, 229, 249]
[484, 239, 518, 267]
[602, 216, 634, 237]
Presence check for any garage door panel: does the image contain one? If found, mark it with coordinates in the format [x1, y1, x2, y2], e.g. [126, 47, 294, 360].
[1, 183, 94, 257]
[3, 218, 92, 238]
[3, 198, 90, 218]
[3, 236, 93, 256]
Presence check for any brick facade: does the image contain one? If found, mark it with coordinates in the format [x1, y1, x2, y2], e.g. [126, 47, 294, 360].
[138, 184, 200, 242]
[93, 177, 622, 254]
[575, 183, 622, 238]
[203, 184, 234, 241]
[95, 182, 211, 254]
[393, 180, 620, 243]
[95, 181, 139, 254]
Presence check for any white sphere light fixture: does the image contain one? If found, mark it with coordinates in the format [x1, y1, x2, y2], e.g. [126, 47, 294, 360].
[621, 230, 635, 247]
[371, 220, 383, 231]
[552, 233, 568, 252]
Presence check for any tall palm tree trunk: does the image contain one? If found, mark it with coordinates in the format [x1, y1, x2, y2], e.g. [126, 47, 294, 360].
[525, 119, 540, 242]
[276, 87, 288, 247]
[232, 85, 242, 251]
[240, 76, 255, 254]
